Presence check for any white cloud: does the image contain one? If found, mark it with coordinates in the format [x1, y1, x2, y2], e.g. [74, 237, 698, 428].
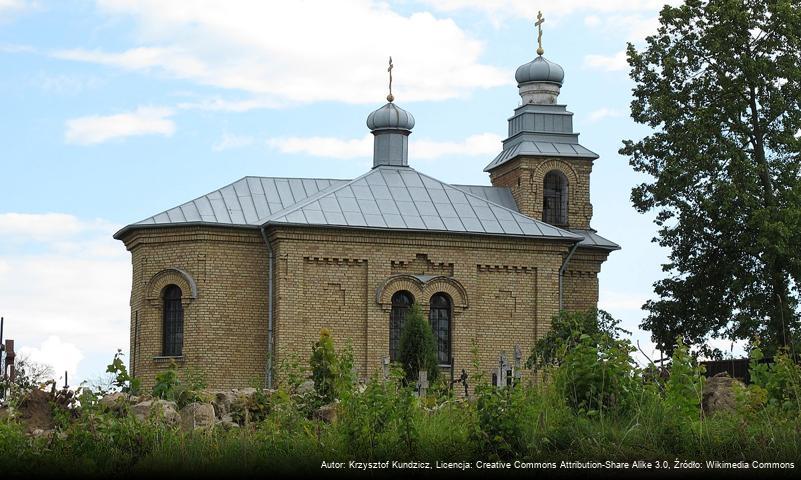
[413, 133, 502, 159]
[0, 42, 35, 53]
[0, 213, 130, 383]
[268, 134, 372, 160]
[19, 336, 84, 384]
[0, 0, 28, 14]
[54, 46, 205, 76]
[584, 15, 601, 27]
[52, 1, 508, 105]
[598, 289, 647, 311]
[581, 13, 664, 44]
[177, 97, 287, 112]
[213, 133, 254, 152]
[34, 73, 103, 95]
[266, 132, 502, 160]
[424, 0, 678, 18]
[587, 107, 625, 123]
[427, 1, 677, 69]
[65, 106, 175, 145]
[0, 212, 86, 240]
[584, 51, 628, 72]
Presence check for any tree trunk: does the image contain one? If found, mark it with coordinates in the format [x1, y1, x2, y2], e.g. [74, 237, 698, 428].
[748, 84, 791, 349]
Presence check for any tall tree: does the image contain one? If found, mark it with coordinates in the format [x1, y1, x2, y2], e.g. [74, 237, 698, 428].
[398, 303, 439, 381]
[622, 0, 801, 355]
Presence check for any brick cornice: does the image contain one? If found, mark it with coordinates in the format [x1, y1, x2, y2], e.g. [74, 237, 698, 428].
[267, 225, 575, 255]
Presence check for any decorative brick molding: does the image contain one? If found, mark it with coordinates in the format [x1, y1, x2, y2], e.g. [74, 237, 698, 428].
[391, 253, 454, 276]
[376, 274, 468, 311]
[477, 264, 535, 273]
[530, 159, 579, 194]
[145, 268, 197, 307]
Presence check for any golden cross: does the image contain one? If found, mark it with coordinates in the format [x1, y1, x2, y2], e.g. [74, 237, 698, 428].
[535, 11, 545, 56]
[387, 56, 394, 103]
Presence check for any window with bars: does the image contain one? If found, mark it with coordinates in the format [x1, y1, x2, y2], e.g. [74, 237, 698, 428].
[543, 170, 568, 226]
[389, 290, 414, 362]
[162, 285, 184, 357]
[428, 293, 451, 365]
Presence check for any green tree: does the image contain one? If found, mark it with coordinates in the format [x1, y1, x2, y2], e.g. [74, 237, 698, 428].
[310, 328, 339, 403]
[398, 303, 438, 381]
[621, 0, 801, 355]
[526, 309, 630, 371]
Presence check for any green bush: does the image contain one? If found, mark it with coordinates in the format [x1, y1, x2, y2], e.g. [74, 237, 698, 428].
[749, 344, 801, 412]
[106, 349, 141, 396]
[337, 367, 419, 459]
[664, 338, 704, 420]
[527, 309, 629, 372]
[4, 342, 801, 474]
[309, 329, 356, 405]
[471, 383, 526, 459]
[310, 329, 338, 403]
[554, 333, 638, 415]
[151, 361, 207, 408]
[398, 303, 439, 381]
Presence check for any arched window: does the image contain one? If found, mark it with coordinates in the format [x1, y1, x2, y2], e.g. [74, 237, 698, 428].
[162, 285, 184, 357]
[389, 291, 414, 362]
[429, 293, 451, 365]
[543, 170, 568, 226]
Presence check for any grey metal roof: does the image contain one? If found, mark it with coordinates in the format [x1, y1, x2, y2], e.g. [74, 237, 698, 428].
[484, 95, 599, 172]
[265, 166, 581, 240]
[451, 184, 518, 211]
[115, 171, 620, 248]
[569, 229, 621, 251]
[129, 176, 348, 227]
[485, 140, 599, 171]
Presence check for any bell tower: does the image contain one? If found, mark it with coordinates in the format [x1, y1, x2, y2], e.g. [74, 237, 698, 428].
[486, 13, 597, 230]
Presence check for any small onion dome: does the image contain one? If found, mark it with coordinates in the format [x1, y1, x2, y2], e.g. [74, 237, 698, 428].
[515, 56, 565, 86]
[366, 102, 415, 131]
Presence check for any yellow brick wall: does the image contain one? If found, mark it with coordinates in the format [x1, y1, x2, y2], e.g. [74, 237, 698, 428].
[489, 156, 594, 229]
[122, 226, 269, 391]
[270, 226, 568, 384]
[119, 224, 608, 391]
[562, 249, 610, 311]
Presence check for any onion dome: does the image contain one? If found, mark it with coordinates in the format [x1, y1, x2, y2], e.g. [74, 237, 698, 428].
[366, 102, 415, 132]
[515, 56, 565, 86]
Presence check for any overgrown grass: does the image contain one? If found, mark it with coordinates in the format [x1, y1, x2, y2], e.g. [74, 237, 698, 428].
[2, 321, 801, 475]
[2, 376, 800, 476]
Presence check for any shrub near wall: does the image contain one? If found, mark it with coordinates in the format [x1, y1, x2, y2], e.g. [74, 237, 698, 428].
[2, 314, 801, 475]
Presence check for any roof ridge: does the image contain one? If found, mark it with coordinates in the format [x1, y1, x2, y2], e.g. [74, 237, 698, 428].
[242, 175, 351, 182]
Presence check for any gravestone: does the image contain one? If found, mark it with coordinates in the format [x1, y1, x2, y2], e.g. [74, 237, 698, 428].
[459, 369, 469, 397]
[382, 356, 390, 379]
[495, 352, 510, 389]
[417, 370, 428, 397]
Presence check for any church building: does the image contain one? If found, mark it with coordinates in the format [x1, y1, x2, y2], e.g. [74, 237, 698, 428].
[114, 32, 619, 390]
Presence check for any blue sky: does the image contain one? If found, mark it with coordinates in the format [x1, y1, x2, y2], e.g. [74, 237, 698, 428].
[2, 0, 727, 386]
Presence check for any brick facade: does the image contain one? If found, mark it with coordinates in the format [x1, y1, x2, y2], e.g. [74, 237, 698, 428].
[119, 220, 607, 390]
[488, 156, 594, 229]
[119, 148, 611, 390]
[122, 227, 269, 390]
